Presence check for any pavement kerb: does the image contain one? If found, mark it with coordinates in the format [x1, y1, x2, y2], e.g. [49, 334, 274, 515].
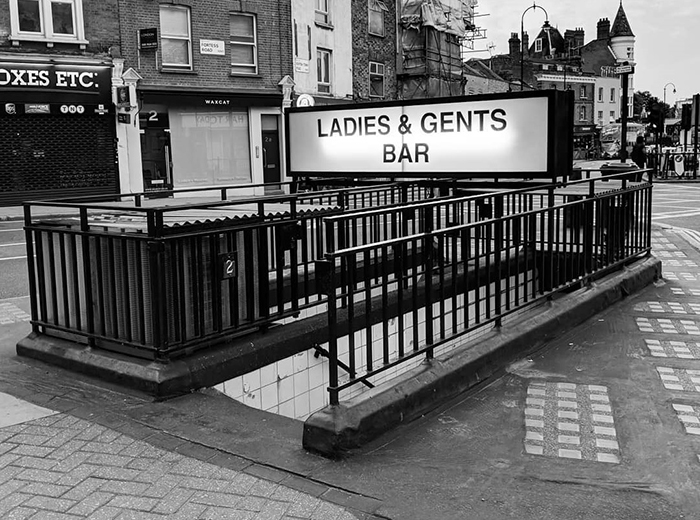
[303, 255, 662, 457]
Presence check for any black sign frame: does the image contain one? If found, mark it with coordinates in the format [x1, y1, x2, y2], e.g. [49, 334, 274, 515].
[139, 28, 158, 50]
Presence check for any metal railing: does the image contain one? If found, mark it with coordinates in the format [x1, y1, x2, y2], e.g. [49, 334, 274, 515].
[23, 172, 651, 402]
[23, 181, 437, 360]
[317, 172, 652, 404]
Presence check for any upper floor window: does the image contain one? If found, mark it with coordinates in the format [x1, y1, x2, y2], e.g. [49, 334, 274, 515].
[160, 5, 192, 70]
[230, 13, 257, 75]
[534, 38, 542, 53]
[315, 0, 330, 25]
[9, 0, 87, 46]
[579, 85, 587, 99]
[610, 87, 616, 103]
[369, 0, 387, 37]
[579, 105, 587, 122]
[369, 61, 384, 98]
[317, 47, 332, 94]
[598, 87, 603, 102]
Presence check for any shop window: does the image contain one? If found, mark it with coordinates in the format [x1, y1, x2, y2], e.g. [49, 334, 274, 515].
[160, 5, 192, 70]
[9, 0, 87, 46]
[369, 61, 384, 98]
[230, 13, 257, 75]
[317, 48, 332, 94]
[315, 0, 330, 25]
[369, 0, 387, 37]
[169, 109, 252, 187]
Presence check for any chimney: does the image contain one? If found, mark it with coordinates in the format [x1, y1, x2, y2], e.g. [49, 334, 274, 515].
[509, 32, 520, 58]
[522, 32, 530, 57]
[597, 18, 610, 40]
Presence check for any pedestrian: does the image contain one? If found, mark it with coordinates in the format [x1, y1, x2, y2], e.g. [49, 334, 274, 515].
[630, 135, 647, 169]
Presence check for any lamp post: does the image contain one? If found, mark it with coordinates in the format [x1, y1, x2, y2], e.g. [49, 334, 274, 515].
[520, 2, 548, 91]
[663, 82, 677, 116]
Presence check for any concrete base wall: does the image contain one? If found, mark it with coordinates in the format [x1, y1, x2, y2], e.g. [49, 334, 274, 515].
[302, 256, 662, 457]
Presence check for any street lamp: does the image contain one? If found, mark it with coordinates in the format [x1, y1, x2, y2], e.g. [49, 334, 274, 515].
[520, 2, 548, 91]
[663, 82, 677, 115]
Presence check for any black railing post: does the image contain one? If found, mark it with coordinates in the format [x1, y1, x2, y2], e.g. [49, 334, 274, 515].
[79, 208, 95, 347]
[23, 205, 39, 333]
[494, 195, 504, 327]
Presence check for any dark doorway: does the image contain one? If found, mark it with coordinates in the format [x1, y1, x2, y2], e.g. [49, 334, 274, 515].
[261, 115, 281, 192]
[140, 109, 172, 195]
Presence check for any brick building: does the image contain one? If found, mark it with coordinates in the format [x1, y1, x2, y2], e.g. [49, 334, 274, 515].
[351, 0, 397, 102]
[116, 0, 294, 195]
[0, 0, 121, 206]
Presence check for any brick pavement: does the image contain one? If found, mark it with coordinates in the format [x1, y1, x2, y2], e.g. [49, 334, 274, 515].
[0, 406, 362, 520]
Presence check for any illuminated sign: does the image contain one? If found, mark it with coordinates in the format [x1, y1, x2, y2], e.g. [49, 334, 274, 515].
[287, 91, 573, 179]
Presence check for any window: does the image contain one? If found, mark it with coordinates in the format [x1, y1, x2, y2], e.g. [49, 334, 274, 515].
[598, 87, 603, 102]
[9, 0, 87, 45]
[230, 13, 257, 74]
[317, 48, 332, 94]
[369, 0, 387, 37]
[579, 85, 587, 99]
[369, 61, 384, 98]
[610, 88, 616, 102]
[598, 110, 603, 123]
[579, 106, 587, 122]
[293, 22, 298, 57]
[315, 0, 329, 25]
[609, 111, 615, 123]
[535, 38, 542, 53]
[160, 5, 192, 69]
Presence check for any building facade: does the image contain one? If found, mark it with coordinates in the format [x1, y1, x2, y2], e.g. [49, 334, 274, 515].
[0, 0, 121, 206]
[351, 0, 398, 102]
[116, 0, 293, 196]
[291, 0, 352, 106]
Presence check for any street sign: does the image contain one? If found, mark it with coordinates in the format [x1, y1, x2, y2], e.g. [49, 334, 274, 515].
[615, 65, 634, 74]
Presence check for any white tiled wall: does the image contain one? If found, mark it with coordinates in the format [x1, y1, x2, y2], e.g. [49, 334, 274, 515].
[216, 268, 538, 421]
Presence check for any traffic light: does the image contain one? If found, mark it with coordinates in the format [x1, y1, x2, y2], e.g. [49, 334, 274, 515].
[681, 104, 692, 131]
[648, 102, 664, 131]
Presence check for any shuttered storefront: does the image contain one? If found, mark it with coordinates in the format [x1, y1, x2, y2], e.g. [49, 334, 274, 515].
[0, 114, 117, 206]
[0, 57, 118, 206]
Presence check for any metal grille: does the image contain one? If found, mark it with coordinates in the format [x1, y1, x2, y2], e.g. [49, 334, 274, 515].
[0, 115, 118, 206]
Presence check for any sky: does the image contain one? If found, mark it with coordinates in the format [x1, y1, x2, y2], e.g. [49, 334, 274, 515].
[473, 0, 700, 104]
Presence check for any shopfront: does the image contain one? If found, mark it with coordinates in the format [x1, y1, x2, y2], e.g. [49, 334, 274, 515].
[138, 90, 284, 195]
[0, 56, 117, 206]
[573, 125, 599, 160]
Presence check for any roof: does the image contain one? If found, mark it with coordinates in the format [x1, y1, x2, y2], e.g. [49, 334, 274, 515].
[529, 22, 567, 57]
[610, 2, 634, 37]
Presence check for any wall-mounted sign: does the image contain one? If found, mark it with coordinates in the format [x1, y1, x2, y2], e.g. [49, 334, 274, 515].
[286, 91, 574, 179]
[200, 39, 226, 56]
[295, 58, 309, 74]
[0, 60, 112, 105]
[118, 113, 131, 124]
[139, 28, 158, 50]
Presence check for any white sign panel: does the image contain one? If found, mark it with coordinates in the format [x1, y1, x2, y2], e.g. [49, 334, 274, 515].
[199, 39, 226, 56]
[295, 58, 310, 74]
[288, 97, 550, 174]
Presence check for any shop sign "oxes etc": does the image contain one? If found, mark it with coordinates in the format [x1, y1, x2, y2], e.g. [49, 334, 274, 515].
[0, 63, 106, 92]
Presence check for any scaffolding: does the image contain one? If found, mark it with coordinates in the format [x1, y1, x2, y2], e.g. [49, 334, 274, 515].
[398, 0, 485, 99]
